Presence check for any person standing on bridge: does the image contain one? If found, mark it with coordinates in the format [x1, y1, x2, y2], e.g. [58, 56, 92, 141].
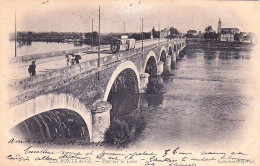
[74, 54, 81, 64]
[70, 53, 75, 66]
[28, 61, 36, 77]
[66, 54, 72, 67]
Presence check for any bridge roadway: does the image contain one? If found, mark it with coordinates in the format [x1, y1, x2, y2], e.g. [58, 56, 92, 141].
[9, 39, 166, 80]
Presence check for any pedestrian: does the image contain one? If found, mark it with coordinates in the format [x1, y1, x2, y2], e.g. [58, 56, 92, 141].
[28, 61, 36, 76]
[65, 54, 72, 67]
[116, 40, 120, 53]
[71, 53, 75, 66]
[74, 54, 81, 64]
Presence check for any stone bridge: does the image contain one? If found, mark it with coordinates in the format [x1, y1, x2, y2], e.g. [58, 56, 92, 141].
[9, 38, 186, 142]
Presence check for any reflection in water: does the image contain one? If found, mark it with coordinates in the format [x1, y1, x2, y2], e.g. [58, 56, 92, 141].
[218, 49, 251, 59]
[104, 86, 164, 145]
[17, 40, 32, 48]
[108, 92, 164, 119]
[204, 50, 218, 60]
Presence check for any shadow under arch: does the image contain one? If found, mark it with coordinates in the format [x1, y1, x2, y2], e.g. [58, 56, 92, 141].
[12, 108, 90, 143]
[144, 51, 158, 76]
[10, 93, 92, 140]
[174, 43, 177, 52]
[103, 61, 140, 102]
[160, 50, 167, 63]
[105, 64, 140, 120]
[168, 46, 173, 56]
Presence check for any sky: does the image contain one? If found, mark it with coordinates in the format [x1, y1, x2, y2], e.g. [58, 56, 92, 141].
[1, 0, 260, 34]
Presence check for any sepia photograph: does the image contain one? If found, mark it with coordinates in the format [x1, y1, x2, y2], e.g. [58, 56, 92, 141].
[0, 0, 259, 165]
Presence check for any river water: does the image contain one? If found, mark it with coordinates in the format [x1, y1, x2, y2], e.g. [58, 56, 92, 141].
[12, 45, 254, 150]
[131, 47, 253, 150]
[10, 41, 89, 56]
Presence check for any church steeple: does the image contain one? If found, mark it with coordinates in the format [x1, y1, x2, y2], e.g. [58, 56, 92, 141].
[217, 18, 222, 33]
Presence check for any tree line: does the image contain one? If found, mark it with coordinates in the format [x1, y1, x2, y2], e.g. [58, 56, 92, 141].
[151, 26, 181, 38]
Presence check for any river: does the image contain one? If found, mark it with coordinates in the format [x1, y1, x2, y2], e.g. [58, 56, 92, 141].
[12, 44, 254, 150]
[131, 47, 253, 150]
[10, 41, 89, 56]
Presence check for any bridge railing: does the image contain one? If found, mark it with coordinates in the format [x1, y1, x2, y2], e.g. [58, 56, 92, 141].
[9, 39, 185, 102]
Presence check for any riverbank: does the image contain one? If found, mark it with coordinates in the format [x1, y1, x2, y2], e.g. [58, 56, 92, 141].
[186, 38, 253, 50]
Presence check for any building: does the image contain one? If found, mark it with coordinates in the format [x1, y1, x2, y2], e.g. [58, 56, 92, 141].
[218, 18, 240, 42]
[220, 33, 234, 42]
[219, 28, 240, 42]
[217, 18, 222, 33]
[221, 28, 240, 34]
[239, 32, 252, 43]
[160, 28, 170, 38]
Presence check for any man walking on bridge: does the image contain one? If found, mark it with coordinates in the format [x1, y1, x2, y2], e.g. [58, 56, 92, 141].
[28, 61, 36, 77]
[74, 54, 81, 64]
[66, 54, 72, 67]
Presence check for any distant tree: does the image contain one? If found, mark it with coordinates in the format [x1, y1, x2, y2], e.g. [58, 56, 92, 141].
[129, 33, 139, 40]
[204, 32, 218, 40]
[27, 31, 33, 36]
[85, 31, 98, 39]
[186, 34, 194, 38]
[204, 25, 218, 39]
[151, 27, 160, 38]
[152, 27, 156, 34]
[169, 27, 179, 35]
[24, 31, 33, 41]
[84, 31, 99, 45]
[205, 26, 213, 33]
[92, 32, 98, 39]
[17, 31, 25, 39]
[130, 32, 151, 40]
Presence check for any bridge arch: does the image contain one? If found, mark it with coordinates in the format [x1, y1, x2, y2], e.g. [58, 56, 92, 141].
[143, 51, 158, 76]
[10, 93, 92, 139]
[167, 45, 176, 69]
[103, 61, 140, 101]
[159, 46, 167, 63]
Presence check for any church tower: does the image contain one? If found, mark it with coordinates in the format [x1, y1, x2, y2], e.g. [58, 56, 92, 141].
[217, 18, 222, 33]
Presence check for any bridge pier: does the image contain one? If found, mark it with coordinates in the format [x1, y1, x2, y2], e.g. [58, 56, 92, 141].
[138, 94, 148, 108]
[171, 52, 177, 69]
[140, 73, 150, 93]
[164, 55, 172, 74]
[91, 100, 112, 143]
[176, 50, 180, 60]
[176, 50, 180, 57]
[157, 61, 164, 75]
